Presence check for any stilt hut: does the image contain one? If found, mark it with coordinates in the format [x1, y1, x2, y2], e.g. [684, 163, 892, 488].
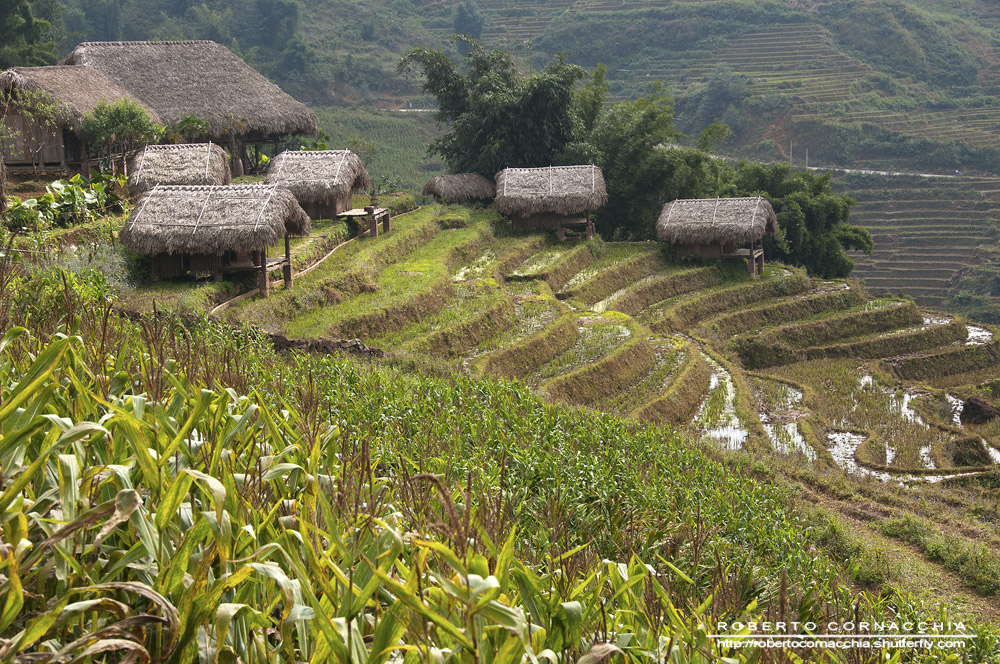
[656, 196, 777, 278]
[422, 173, 495, 204]
[263, 150, 370, 219]
[494, 165, 606, 240]
[127, 143, 231, 195]
[119, 184, 310, 294]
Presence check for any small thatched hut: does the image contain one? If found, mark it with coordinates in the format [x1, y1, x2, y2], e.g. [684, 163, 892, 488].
[656, 196, 777, 277]
[422, 173, 495, 204]
[263, 150, 370, 219]
[494, 165, 606, 240]
[127, 143, 231, 195]
[120, 184, 310, 293]
[0, 66, 158, 169]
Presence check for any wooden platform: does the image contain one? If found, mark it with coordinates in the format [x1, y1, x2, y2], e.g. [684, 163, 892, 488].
[722, 247, 765, 278]
[338, 207, 391, 237]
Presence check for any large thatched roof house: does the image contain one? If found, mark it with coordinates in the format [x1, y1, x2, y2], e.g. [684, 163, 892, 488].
[263, 150, 370, 219]
[120, 184, 310, 293]
[657, 196, 778, 277]
[494, 165, 606, 239]
[422, 173, 496, 204]
[2, 40, 316, 172]
[127, 143, 231, 194]
[0, 66, 160, 169]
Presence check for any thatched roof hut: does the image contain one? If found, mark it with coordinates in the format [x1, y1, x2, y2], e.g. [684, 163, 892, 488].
[263, 150, 369, 217]
[494, 165, 607, 216]
[656, 197, 777, 245]
[60, 41, 317, 141]
[120, 184, 310, 256]
[0, 66, 160, 134]
[127, 143, 231, 194]
[422, 173, 496, 203]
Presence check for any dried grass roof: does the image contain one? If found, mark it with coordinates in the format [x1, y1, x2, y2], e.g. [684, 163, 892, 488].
[120, 184, 311, 255]
[656, 197, 778, 245]
[0, 66, 159, 133]
[127, 143, 231, 194]
[422, 173, 496, 202]
[494, 165, 607, 216]
[263, 150, 370, 205]
[60, 41, 317, 139]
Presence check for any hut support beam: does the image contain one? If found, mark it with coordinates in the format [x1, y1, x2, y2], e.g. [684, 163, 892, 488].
[259, 245, 270, 296]
[283, 234, 293, 288]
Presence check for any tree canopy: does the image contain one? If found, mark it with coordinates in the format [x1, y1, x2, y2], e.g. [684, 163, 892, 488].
[724, 163, 873, 278]
[399, 41, 585, 176]
[0, 0, 58, 69]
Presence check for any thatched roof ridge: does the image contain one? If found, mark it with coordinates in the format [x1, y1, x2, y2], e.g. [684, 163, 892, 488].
[494, 165, 607, 216]
[127, 142, 231, 194]
[263, 150, 370, 205]
[120, 184, 310, 255]
[0, 66, 159, 133]
[656, 197, 778, 245]
[422, 173, 496, 202]
[60, 41, 317, 139]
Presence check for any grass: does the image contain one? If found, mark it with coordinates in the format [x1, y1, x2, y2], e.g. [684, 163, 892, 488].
[223, 206, 440, 330]
[557, 243, 661, 305]
[599, 336, 686, 415]
[313, 107, 446, 193]
[537, 313, 655, 405]
[7, 202, 1000, 659]
[284, 219, 491, 339]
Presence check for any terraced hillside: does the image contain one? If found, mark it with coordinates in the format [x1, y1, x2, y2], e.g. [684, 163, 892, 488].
[386, 0, 1000, 175]
[174, 204, 1000, 616]
[828, 171, 1000, 313]
[92, 197, 1000, 620]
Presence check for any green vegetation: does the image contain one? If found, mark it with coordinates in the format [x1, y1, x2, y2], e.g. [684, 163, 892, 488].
[2, 172, 128, 233]
[0, 0, 56, 68]
[83, 99, 165, 173]
[6, 243, 1000, 662]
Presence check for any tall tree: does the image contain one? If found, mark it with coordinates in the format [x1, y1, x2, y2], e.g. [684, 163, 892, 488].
[398, 40, 585, 176]
[0, 0, 58, 68]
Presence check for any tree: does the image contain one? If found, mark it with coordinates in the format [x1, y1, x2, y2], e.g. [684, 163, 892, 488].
[398, 40, 585, 177]
[167, 114, 210, 144]
[1, 88, 63, 174]
[83, 99, 164, 174]
[724, 163, 873, 278]
[453, 1, 483, 40]
[696, 119, 732, 153]
[591, 89, 730, 239]
[0, 0, 58, 69]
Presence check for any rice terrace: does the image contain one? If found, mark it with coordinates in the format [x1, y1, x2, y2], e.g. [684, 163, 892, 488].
[5, 0, 1000, 662]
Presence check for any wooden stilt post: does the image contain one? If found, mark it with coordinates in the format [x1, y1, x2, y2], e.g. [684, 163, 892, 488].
[283, 234, 293, 288]
[259, 245, 270, 295]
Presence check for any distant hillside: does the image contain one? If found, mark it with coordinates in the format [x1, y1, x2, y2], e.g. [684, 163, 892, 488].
[287, 0, 1000, 172]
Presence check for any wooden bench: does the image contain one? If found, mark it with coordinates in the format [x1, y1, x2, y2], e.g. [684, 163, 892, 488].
[337, 207, 391, 237]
